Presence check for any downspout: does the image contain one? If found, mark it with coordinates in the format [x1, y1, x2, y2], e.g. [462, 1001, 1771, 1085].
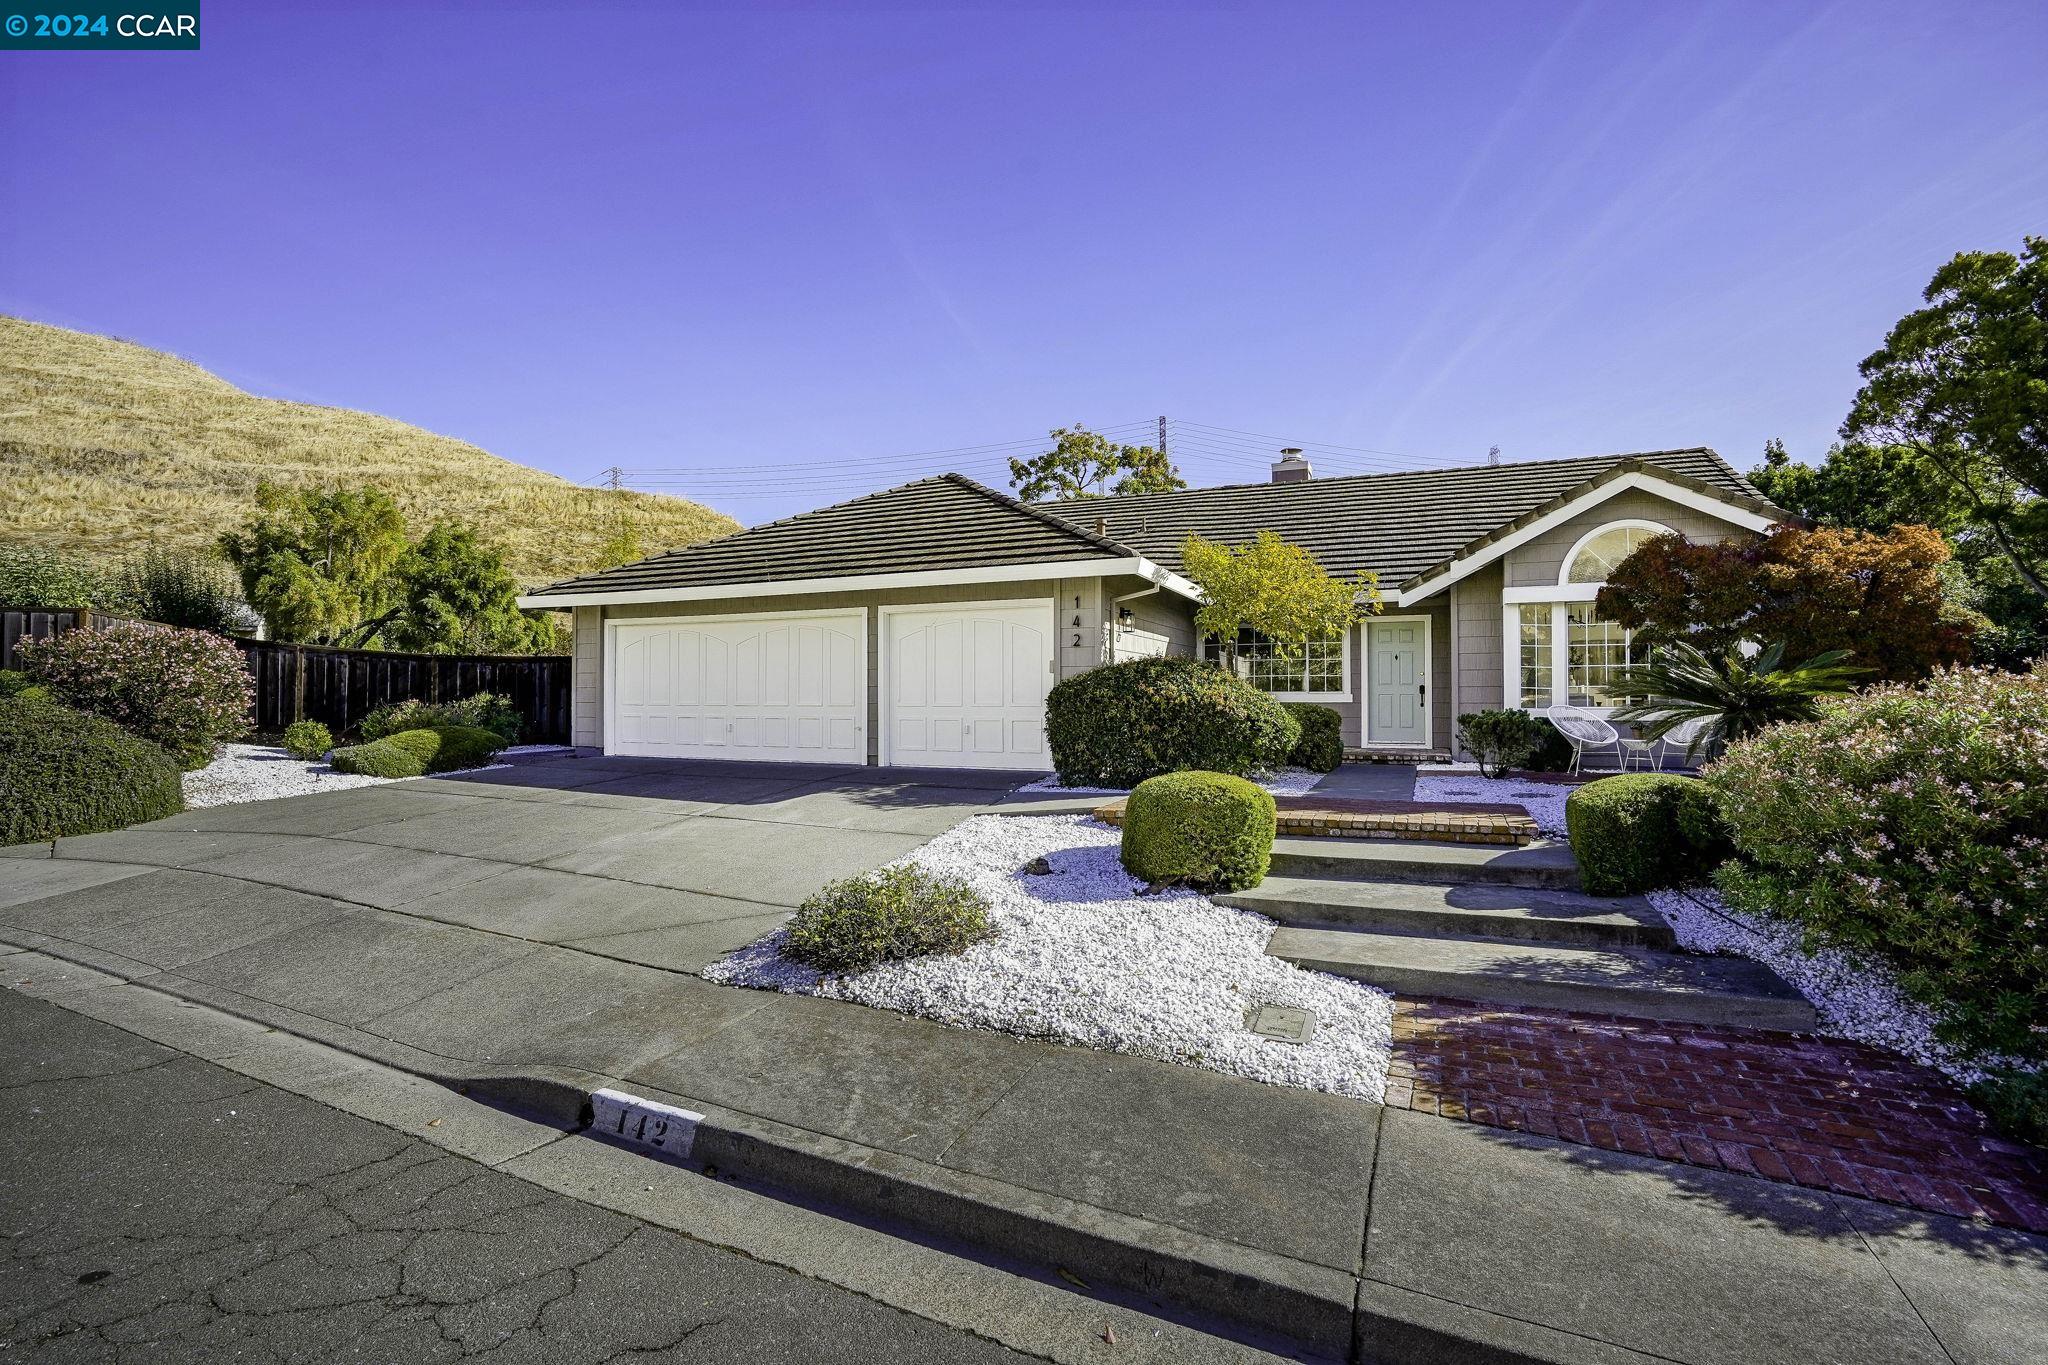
[1108, 584, 1162, 663]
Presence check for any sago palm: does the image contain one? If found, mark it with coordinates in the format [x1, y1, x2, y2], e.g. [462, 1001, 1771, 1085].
[1609, 641, 1868, 755]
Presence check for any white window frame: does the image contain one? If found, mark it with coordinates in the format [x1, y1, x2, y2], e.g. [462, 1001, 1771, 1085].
[1199, 627, 1352, 702]
[1503, 602, 1652, 714]
[1557, 518, 1675, 587]
[1364, 614, 1433, 748]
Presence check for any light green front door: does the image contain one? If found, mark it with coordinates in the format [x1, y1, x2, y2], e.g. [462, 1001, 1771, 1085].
[1367, 620, 1427, 746]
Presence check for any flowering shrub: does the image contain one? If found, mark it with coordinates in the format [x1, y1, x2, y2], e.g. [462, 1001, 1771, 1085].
[1705, 664, 2048, 1060]
[18, 623, 253, 768]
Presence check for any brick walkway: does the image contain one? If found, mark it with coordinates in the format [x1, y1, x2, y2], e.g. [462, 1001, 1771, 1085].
[1388, 997, 2048, 1234]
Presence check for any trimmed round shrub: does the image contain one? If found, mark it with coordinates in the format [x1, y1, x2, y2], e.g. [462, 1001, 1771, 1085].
[360, 693, 522, 747]
[1120, 770, 1277, 891]
[784, 864, 993, 975]
[280, 720, 334, 761]
[1283, 702, 1344, 773]
[329, 724, 504, 778]
[1565, 774, 1731, 896]
[1706, 664, 2048, 1061]
[1046, 658, 1300, 787]
[0, 696, 184, 844]
[17, 623, 252, 768]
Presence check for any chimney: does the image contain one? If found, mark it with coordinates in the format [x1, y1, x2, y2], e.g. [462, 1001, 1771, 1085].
[1271, 447, 1312, 484]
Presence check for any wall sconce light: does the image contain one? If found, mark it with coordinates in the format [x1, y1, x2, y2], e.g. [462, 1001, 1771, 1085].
[1117, 607, 1135, 625]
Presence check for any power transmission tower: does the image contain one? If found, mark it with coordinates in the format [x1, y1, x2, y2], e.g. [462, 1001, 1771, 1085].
[600, 465, 622, 491]
[1158, 416, 1168, 457]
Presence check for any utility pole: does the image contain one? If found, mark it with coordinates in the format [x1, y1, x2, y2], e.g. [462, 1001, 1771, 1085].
[1158, 415, 1168, 457]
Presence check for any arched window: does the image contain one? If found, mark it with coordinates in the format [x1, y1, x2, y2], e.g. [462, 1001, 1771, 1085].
[1561, 520, 1671, 585]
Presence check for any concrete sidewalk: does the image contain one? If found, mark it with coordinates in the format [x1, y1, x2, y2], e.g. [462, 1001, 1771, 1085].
[3, 760, 2043, 1363]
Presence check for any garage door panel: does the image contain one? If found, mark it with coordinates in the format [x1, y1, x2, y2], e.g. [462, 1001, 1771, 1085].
[610, 616, 863, 763]
[885, 604, 1051, 771]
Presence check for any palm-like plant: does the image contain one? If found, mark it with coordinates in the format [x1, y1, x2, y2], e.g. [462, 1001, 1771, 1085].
[1609, 641, 1869, 757]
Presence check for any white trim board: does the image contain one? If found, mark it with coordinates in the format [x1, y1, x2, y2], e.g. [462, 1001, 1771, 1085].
[1395, 470, 1782, 606]
[1364, 614, 1433, 749]
[521, 556, 1201, 610]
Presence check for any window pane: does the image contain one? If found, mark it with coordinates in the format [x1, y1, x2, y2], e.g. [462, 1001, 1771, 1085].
[1518, 611, 1552, 709]
[1565, 604, 1639, 705]
[1200, 628, 1342, 694]
[1566, 525, 1655, 584]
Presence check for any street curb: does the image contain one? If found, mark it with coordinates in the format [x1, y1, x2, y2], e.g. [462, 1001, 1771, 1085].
[2, 927, 1605, 1365]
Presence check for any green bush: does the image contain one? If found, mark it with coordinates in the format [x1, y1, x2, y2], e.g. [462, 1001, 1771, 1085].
[1968, 1069, 2048, 1149]
[113, 546, 246, 635]
[280, 720, 334, 761]
[1282, 703, 1344, 773]
[1120, 770, 1277, 891]
[784, 864, 993, 975]
[0, 545, 117, 609]
[360, 692, 522, 746]
[1706, 664, 2048, 1061]
[1046, 658, 1300, 787]
[1458, 709, 1538, 777]
[1565, 774, 1732, 896]
[17, 623, 252, 768]
[0, 671, 50, 703]
[1525, 723, 1575, 772]
[329, 724, 504, 778]
[0, 696, 184, 844]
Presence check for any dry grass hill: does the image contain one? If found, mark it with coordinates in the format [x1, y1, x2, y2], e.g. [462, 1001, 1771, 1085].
[0, 316, 740, 585]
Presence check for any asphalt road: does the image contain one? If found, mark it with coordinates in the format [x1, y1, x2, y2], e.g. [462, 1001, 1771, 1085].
[0, 989, 1037, 1364]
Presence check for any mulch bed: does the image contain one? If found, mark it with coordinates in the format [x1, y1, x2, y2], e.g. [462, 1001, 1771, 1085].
[1388, 997, 2048, 1234]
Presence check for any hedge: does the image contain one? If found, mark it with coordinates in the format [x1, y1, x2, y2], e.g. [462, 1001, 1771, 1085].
[1282, 703, 1344, 773]
[0, 696, 184, 844]
[784, 864, 993, 975]
[360, 693, 522, 747]
[1564, 774, 1731, 896]
[329, 725, 505, 778]
[1706, 664, 2048, 1061]
[1046, 658, 1300, 787]
[1120, 770, 1277, 891]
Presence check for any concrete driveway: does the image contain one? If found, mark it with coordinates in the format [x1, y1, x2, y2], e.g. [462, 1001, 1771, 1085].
[24, 753, 1036, 974]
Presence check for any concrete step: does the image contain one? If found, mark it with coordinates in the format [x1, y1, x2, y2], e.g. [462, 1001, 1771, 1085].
[1269, 926, 1817, 1031]
[1219, 877, 1675, 949]
[1266, 836, 1581, 889]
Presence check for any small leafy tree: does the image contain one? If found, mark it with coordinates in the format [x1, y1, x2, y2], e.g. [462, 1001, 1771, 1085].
[381, 522, 539, 655]
[1843, 237, 2048, 602]
[220, 484, 407, 646]
[1597, 524, 1972, 682]
[1010, 425, 1185, 501]
[1608, 641, 1867, 753]
[1182, 531, 1378, 671]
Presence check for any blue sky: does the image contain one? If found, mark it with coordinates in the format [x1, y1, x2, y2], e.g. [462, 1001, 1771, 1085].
[4, 0, 2044, 525]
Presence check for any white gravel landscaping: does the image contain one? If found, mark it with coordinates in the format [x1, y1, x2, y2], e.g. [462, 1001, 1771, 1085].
[1414, 773, 1571, 837]
[705, 813, 1395, 1100]
[181, 742, 398, 807]
[1016, 767, 1325, 797]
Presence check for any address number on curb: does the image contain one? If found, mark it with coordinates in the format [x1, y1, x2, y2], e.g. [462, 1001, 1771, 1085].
[591, 1088, 703, 1160]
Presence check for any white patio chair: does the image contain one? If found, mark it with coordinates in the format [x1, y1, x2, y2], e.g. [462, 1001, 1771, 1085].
[1544, 706, 1619, 776]
[1657, 716, 1714, 770]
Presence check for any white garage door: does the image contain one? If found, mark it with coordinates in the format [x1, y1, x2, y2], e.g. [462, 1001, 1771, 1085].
[883, 602, 1054, 770]
[608, 612, 864, 763]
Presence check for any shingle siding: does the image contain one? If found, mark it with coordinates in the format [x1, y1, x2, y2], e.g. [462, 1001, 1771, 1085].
[1506, 489, 1749, 587]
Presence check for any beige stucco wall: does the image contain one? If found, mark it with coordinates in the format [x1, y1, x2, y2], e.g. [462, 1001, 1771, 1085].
[574, 573, 1173, 760]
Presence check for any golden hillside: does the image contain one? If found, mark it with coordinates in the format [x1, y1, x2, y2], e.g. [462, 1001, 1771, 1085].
[0, 316, 740, 584]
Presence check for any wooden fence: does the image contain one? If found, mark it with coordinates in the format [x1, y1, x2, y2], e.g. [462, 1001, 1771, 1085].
[1, 607, 572, 745]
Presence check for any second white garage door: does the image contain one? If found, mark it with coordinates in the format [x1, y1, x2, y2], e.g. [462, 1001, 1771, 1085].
[607, 612, 864, 763]
[882, 601, 1054, 770]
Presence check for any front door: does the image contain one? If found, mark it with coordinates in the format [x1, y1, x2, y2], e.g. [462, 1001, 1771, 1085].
[1367, 620, 1427, 746]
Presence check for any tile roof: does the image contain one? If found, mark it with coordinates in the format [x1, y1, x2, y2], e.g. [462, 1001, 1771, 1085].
[524, 473, 1131, 599]
[1043, 447, 1776, 588]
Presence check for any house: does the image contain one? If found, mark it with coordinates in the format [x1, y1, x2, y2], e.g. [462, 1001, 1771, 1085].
[517, 447, 1791, 769]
